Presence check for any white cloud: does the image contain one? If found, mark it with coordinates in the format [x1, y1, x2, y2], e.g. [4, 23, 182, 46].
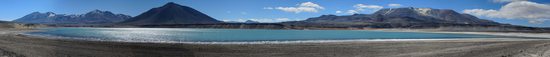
[299, 2, 324, 9]
[264, 2, 324, 13]
[493, 0, 528, 3]
[388, 4, 402, 7]
[335, 11, 343, 14]
[463, 1, 550, 24]
[346, 10, 360, 14]
[223, 18, 298, 23]
[274, 7, 319, 13]
[354, 4, 384, 10]
[345, 4, 384, 14]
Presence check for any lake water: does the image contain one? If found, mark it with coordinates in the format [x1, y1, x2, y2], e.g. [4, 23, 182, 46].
[25, 28, 500, 44]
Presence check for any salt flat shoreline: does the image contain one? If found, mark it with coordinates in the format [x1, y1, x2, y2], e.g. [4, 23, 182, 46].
[1, 29, 550, 57]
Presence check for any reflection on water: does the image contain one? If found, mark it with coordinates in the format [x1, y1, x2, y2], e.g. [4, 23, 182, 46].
[26, 28, 500, 43]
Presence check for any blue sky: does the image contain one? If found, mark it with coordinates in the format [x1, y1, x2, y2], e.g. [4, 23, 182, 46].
[0, 0, 549, 27]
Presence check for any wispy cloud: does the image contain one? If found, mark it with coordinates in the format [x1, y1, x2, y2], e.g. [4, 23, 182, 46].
[388, 3, 402, 7]
[463, 1, 550, 24]
[346, 10, 359, 14]
[345, 4, 383, 14]
[264, 2, 324, 13]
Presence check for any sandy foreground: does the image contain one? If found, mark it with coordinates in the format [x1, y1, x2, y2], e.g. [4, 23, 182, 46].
[0, 29, 549, 57]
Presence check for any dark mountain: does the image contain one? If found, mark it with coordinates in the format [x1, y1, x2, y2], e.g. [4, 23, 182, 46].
[119, 2, 222, 25]
[283, 7, 504, 28]
[13, 10, 131, 24]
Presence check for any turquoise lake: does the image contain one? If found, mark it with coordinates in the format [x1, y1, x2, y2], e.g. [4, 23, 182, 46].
[25, 28, 500, 43]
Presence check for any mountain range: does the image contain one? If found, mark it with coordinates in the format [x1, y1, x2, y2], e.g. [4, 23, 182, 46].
[283, 7, 507, 28]
[13, 10, 131, 24]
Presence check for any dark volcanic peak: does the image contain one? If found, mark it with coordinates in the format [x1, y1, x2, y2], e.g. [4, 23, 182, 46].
[119, 2, 222, 25]
[13, 10, 132, 24]
[163, 2, 181, 7]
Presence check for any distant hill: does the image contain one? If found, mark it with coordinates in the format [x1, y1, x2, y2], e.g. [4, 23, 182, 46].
[119, 2, 222, 25]
[13, 10, 131, 24]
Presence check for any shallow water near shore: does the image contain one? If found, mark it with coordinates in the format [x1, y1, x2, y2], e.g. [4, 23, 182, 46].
[23, 28, 501, 43]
